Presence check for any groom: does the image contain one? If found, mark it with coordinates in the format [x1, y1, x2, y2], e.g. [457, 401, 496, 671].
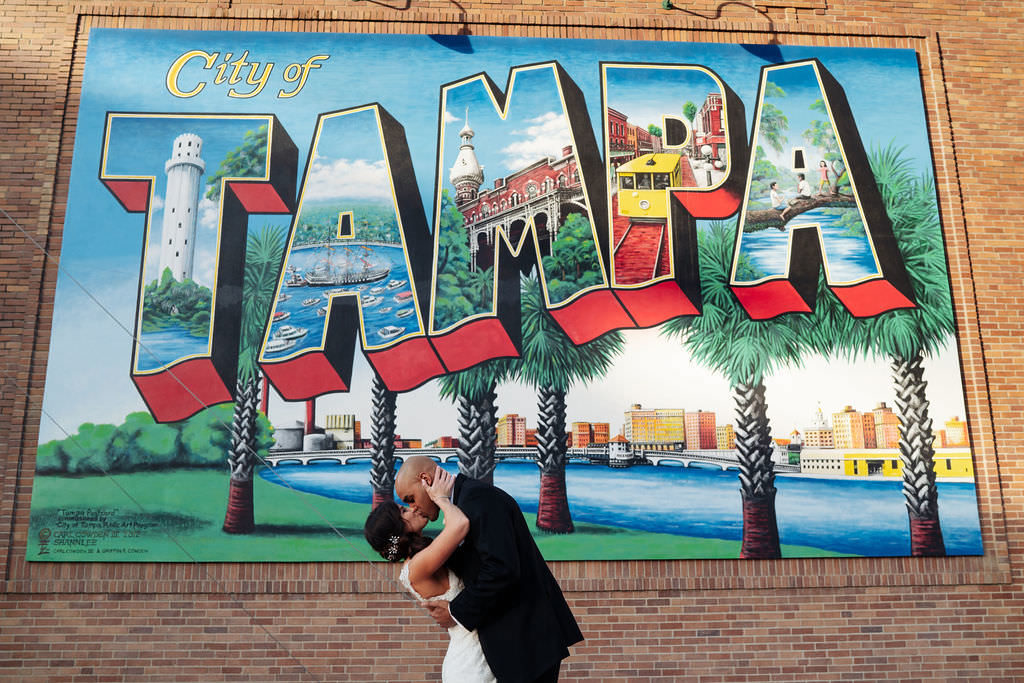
[395, 456, 583, 682]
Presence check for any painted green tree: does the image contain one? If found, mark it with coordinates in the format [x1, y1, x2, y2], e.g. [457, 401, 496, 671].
[683, 101, 698, 126]
[35, 406, 273, 475]
[222, 224, 286, 534]
[368, 372, 398, 508]
[141, 269, 212, 337]
[208, 124, 280, 532]
[749, 146, 785, 204]
[432, 189, 513, 482]
[438, 359, 517, 485]
[433, 189, 493, 329]
[205, 125, 268, 201]
[804, 99, 848, 193]
[662, 221, 819, 558]
[541, 213, 604, 304]
[758, 81, 789, 155]
[519, 276, 624, 533]
[816, 143, 953, 556]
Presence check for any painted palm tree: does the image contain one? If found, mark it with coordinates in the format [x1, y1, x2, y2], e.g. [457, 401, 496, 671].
[662, 222, 819, 558]
[519, 276, 624, 533]
[438, 358, 517, 485]
[368, 372, 398, 508]
[223, 225, 286, 534]
[819, 143, 953, 556]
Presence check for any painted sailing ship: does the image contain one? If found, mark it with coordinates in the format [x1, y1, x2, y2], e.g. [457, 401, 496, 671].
[303, 243, 390, 287]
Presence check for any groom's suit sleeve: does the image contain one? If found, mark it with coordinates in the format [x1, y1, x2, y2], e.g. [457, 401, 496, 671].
[447, 485, 521, 633]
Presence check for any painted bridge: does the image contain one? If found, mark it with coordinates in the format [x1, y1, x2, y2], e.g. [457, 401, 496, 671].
[262, 447, 575, 467]
[642, 449, 800, 473]
[262, 446, 798, 472]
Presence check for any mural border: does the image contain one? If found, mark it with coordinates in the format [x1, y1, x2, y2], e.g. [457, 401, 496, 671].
[0, 6, 1007, 595]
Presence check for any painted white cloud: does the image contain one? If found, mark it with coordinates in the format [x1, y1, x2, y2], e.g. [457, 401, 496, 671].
[192, 248, 215, 288]
[151, 195, 164, 212]
[303, 157, 392, 201]
[443, 110, 459, 125]
[38, 279, 147, 442]
[500, 112, 572, 170]
[198, 196, 219, 231]
[144, 236, 160, 280]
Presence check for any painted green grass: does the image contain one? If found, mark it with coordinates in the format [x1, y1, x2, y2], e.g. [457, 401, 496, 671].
[26, 469, 849, 562]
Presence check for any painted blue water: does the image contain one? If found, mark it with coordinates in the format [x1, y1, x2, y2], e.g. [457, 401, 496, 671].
[259, 461, 984, 557]
[135, 244, 415, 370]
[738, 203, 878, 283]
[266, 243, 416, 358]
[136, 325, 208, 371]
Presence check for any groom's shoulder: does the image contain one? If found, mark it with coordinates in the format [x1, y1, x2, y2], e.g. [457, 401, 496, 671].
[458, 477, 516, 507]
[458, 475, 493, 499]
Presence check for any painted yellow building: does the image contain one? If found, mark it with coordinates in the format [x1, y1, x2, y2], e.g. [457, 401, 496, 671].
[623, 404, 685, 444]
[716, 423, 736, 450]
[799, 448, 974, 478]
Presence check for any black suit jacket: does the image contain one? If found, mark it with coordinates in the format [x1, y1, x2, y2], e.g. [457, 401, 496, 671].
[448, 474, 583, 683]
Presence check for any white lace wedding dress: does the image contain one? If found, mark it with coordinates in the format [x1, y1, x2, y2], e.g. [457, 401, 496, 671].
[400, 563, 496, 682]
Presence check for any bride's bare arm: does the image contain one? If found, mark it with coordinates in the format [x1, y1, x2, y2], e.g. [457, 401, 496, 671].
[407, 467, 468, 586]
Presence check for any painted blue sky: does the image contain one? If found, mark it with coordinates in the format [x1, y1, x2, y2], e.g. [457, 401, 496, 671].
[299, 108, 395, 207]
[104, 115, 271, 288]
[439, 65, 573, 192]
[757, 62, 842, 175]
[604, 65, 723, 137]
[42, 29, 961, 444]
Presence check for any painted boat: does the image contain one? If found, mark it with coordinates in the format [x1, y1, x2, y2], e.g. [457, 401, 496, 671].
[377, 325, 405, 341]
[273, 325, 308, 341]
[265, 337, 296, 353]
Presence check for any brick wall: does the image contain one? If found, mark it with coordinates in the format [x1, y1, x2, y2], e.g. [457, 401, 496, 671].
[1, 2, 1022, 681]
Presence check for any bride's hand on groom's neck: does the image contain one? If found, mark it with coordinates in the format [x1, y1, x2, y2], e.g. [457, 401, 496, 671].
[423, 466, 456, 504]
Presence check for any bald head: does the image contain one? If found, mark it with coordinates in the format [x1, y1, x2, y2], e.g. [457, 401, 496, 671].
[395, 456, 444, 522]
[396, 455, 437, 486]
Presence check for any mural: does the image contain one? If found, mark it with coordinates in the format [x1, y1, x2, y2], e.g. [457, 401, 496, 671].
[26, 29, 981, 562]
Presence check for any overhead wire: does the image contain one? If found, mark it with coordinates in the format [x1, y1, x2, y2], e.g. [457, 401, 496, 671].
[0, 205, 434, 679]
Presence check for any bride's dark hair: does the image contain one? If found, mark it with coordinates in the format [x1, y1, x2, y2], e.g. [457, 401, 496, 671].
[364, 501, 432, 562]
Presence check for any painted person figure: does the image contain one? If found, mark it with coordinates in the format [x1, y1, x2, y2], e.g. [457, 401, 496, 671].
[782, 172, 814, 220]
[796, 172, 813, 199]
[816, 160, 831, 194]
[769, 181, 786, 211]
[366, 466, 497, 682]
[395, 456, 583, 683]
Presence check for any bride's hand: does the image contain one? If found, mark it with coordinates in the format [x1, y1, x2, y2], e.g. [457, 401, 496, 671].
[423, 466, 455, 503]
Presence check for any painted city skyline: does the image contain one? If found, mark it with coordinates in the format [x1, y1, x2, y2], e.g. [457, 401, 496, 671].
[299, 394, 972, 454]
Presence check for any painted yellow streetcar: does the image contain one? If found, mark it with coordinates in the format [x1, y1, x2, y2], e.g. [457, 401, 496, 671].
[615, 153, 683, 221]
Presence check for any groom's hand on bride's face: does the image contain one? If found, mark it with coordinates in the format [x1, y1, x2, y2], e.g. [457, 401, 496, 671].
[421, 599, 456, 629]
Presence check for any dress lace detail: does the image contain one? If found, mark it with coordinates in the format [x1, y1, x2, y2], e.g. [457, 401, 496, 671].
[400, 563, 496, 683]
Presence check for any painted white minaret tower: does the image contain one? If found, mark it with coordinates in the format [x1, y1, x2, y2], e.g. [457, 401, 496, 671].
[159, 133, 205, 282]
[449, 110, 484, 207]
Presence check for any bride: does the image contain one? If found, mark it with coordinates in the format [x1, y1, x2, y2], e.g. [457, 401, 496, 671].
[364, 467, 496, 683]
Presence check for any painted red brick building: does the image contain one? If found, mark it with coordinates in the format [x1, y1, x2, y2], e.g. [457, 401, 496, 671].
[497, 413, 527, 447]
[450, 121, 586, 271]
[684, 409, 717, 450]
[693, 91, 726, 161]
[606, 106, 631, 169]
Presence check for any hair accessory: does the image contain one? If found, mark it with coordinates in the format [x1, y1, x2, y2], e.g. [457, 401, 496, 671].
[386, 534, 401, 561]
